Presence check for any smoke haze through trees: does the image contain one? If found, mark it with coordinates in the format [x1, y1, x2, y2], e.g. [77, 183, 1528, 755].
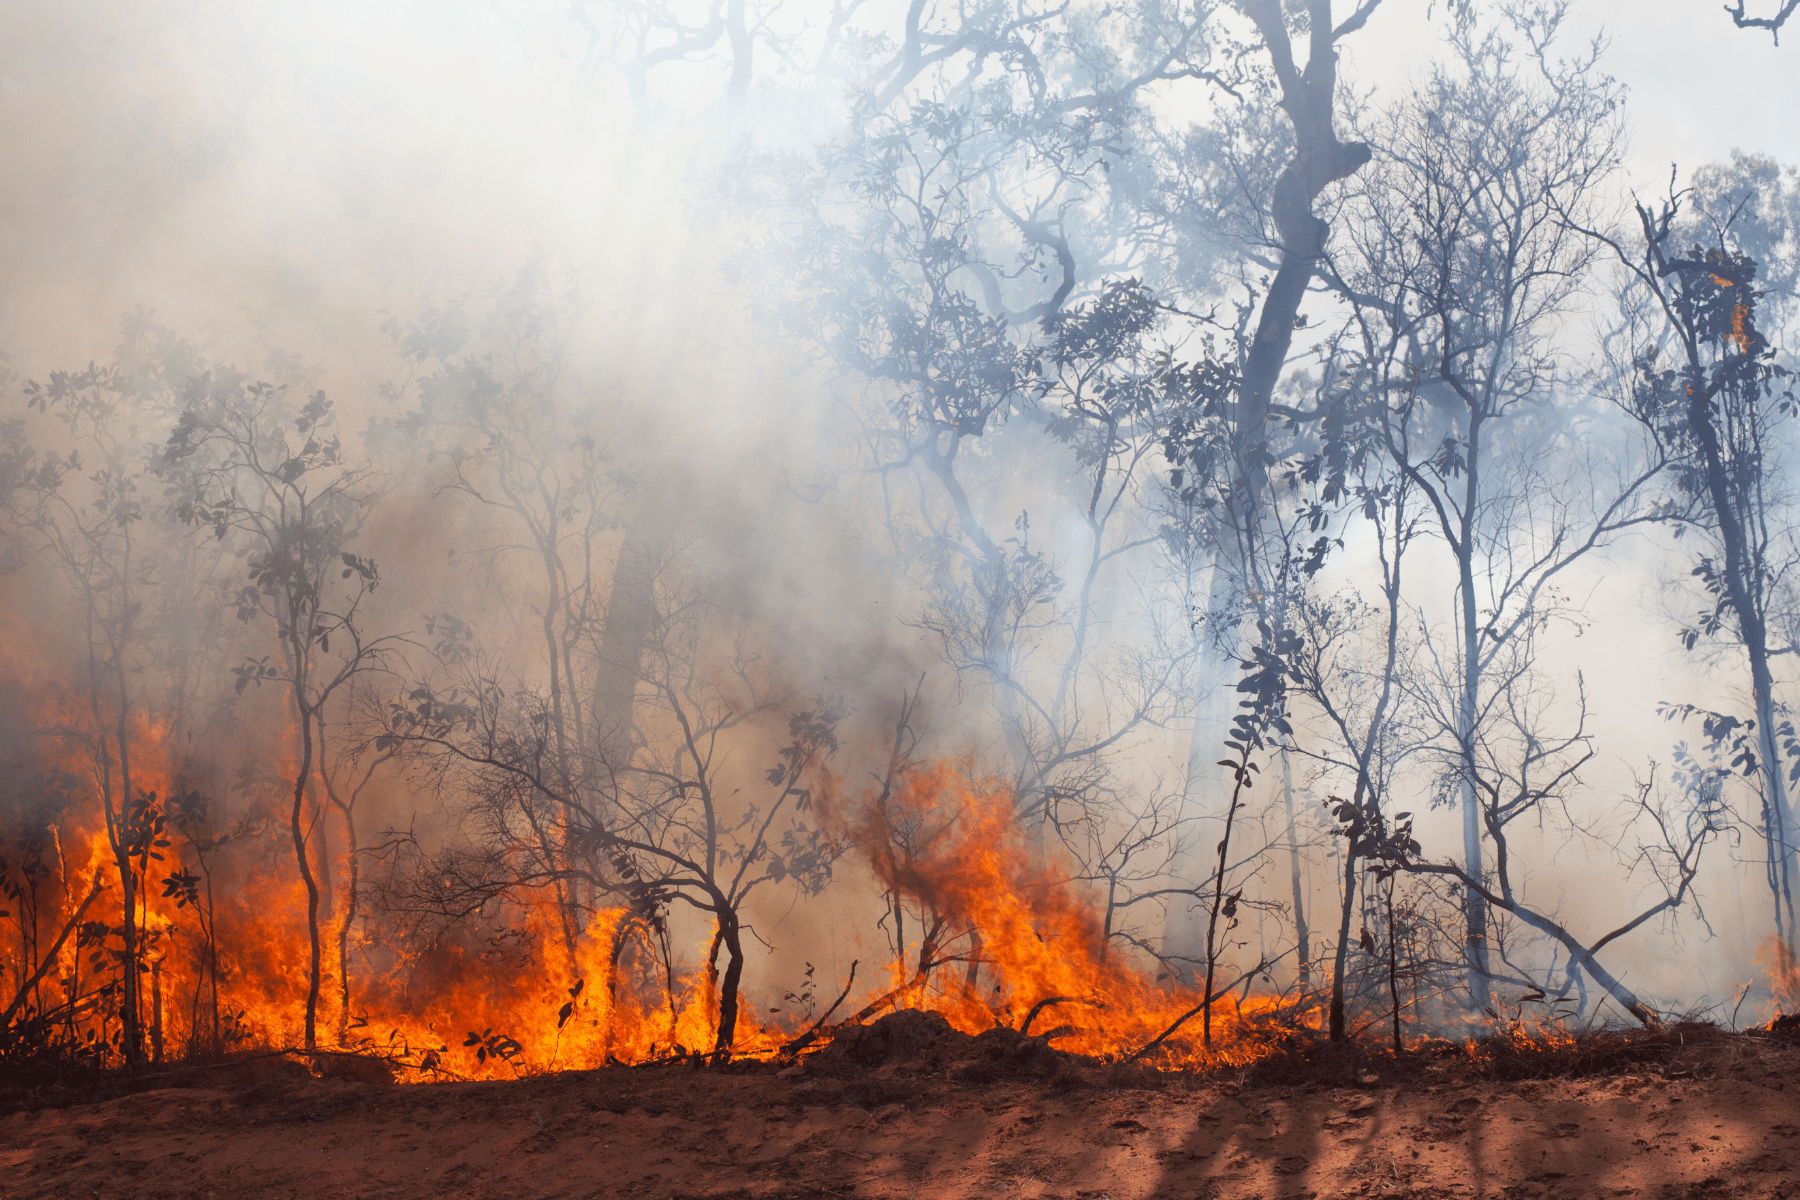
[4, 0, 1800, 1076]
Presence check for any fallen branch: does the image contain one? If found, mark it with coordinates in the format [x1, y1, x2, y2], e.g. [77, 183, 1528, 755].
[1018, 995, 1102, 1036]
[835, 950, 965, 1028]
[1127, 958, 1280, 1063]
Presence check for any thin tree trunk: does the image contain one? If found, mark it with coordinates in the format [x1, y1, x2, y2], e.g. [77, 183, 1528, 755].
[1172, 551, 1240, 979]
[335, 802, 359, 1045]
[1201, 755, 1252, 1049]
[1329, 844, 1357, 1041]
[1681, 364, 1800, 955]
[891, 891, 906, 987]
[205, 864, 220, 1052]
[151, 958, 163, 1065]
[111, 534, 146, 1068]
[1457, 410, 1492, 1015]
[1281, 745, 1309, 988]
[1752, 679, 1799, 951]
[712, 911, 745, 1060]
[291, 704, 323, 1051]
[1385, 873, 1402, 1053]
[93, 657, 143, 1066]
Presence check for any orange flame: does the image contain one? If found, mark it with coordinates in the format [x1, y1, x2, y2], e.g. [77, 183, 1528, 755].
[817, 759, 1303, 1067]
[3, 619, 1304, 1080]
[1755, 936, 1800, 1024]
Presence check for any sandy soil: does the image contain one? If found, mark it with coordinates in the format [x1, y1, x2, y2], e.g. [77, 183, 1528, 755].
[6, 1021, 1800, 1200]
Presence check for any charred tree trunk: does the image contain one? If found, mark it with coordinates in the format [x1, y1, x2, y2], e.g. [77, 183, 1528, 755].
[1385, 872, 1403, 1053]
[711, 908, 745, 1060]
[334, 802, 359, 1045]
[1281, 745, 1310, 988]
[1329, 840, 1358, 1041]
[291, 706, 323, 1051]
[704, 924, 723, 1046]
[602, 914, 642, 1061]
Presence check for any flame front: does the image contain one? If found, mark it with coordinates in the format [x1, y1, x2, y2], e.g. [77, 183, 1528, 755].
[818, 759, 1302, 1067]
[2, 618, 1303, 1080]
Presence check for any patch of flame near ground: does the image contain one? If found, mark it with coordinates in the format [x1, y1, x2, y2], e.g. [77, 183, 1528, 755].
[1, 620, 1309, 1081]
[812, 759, 1303, 1068]
[1756, 936, 1800, 1019]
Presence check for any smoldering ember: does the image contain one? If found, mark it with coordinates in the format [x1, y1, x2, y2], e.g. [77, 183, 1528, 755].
[6, 1, 1800, 1198]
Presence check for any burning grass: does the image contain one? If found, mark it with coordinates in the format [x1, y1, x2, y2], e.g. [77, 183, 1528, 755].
[1, 640, 1313, 1090]
[9, 611, 1800, 1113]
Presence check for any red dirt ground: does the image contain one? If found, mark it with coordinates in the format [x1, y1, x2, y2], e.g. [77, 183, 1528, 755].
[5, 1019, 1800, 1199]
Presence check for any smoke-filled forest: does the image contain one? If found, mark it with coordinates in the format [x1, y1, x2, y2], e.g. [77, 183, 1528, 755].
[7, 2, 1800, 1197]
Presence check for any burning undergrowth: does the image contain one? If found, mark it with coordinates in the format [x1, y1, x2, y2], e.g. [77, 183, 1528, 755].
[0, 575, 1292, 1086]
[0, 621, 1306, 1092]
[10, 573, 1799, 1110]
[0, 344, 1780, 1106]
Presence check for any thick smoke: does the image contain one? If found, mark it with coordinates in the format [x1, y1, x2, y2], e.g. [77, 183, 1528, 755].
[4, 0, 1800, 1075]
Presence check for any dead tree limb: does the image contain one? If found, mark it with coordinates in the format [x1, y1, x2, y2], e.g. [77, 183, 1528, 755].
[780, 960, 859, 1056]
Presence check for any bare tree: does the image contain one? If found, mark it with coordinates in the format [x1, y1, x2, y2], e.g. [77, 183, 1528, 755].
[163, 382, 400, 1051]
[1319, 7, 1668, 1010]
[376, 560, 845, 1061]
[374, 262, 632, 954]
[1586, 185, 1800, 961]
[0, 355, 182, 1066]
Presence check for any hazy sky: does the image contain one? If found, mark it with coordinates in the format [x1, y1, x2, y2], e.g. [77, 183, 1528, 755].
[4, 0, 1795, 362]
[1349, 0, 1800, 190]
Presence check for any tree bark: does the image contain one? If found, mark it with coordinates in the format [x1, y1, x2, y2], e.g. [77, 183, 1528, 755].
[711, 909, 745, 1060]
[1281, 745, 1310, 987]
[1455, 407, 1493, 1013]
[291, 700, 323, 1051]
[1682, 372, 1800, 953]
[1237, 0, 1375, 441]
[1172, 0, 1377, 972]
[1329, 836, 1357, 1040]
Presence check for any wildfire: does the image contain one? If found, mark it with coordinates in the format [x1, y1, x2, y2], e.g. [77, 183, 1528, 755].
[2, 619, 1303, 1083]
[814, 758, 1302, 1068]
[1754, 936, 1800, 1025]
